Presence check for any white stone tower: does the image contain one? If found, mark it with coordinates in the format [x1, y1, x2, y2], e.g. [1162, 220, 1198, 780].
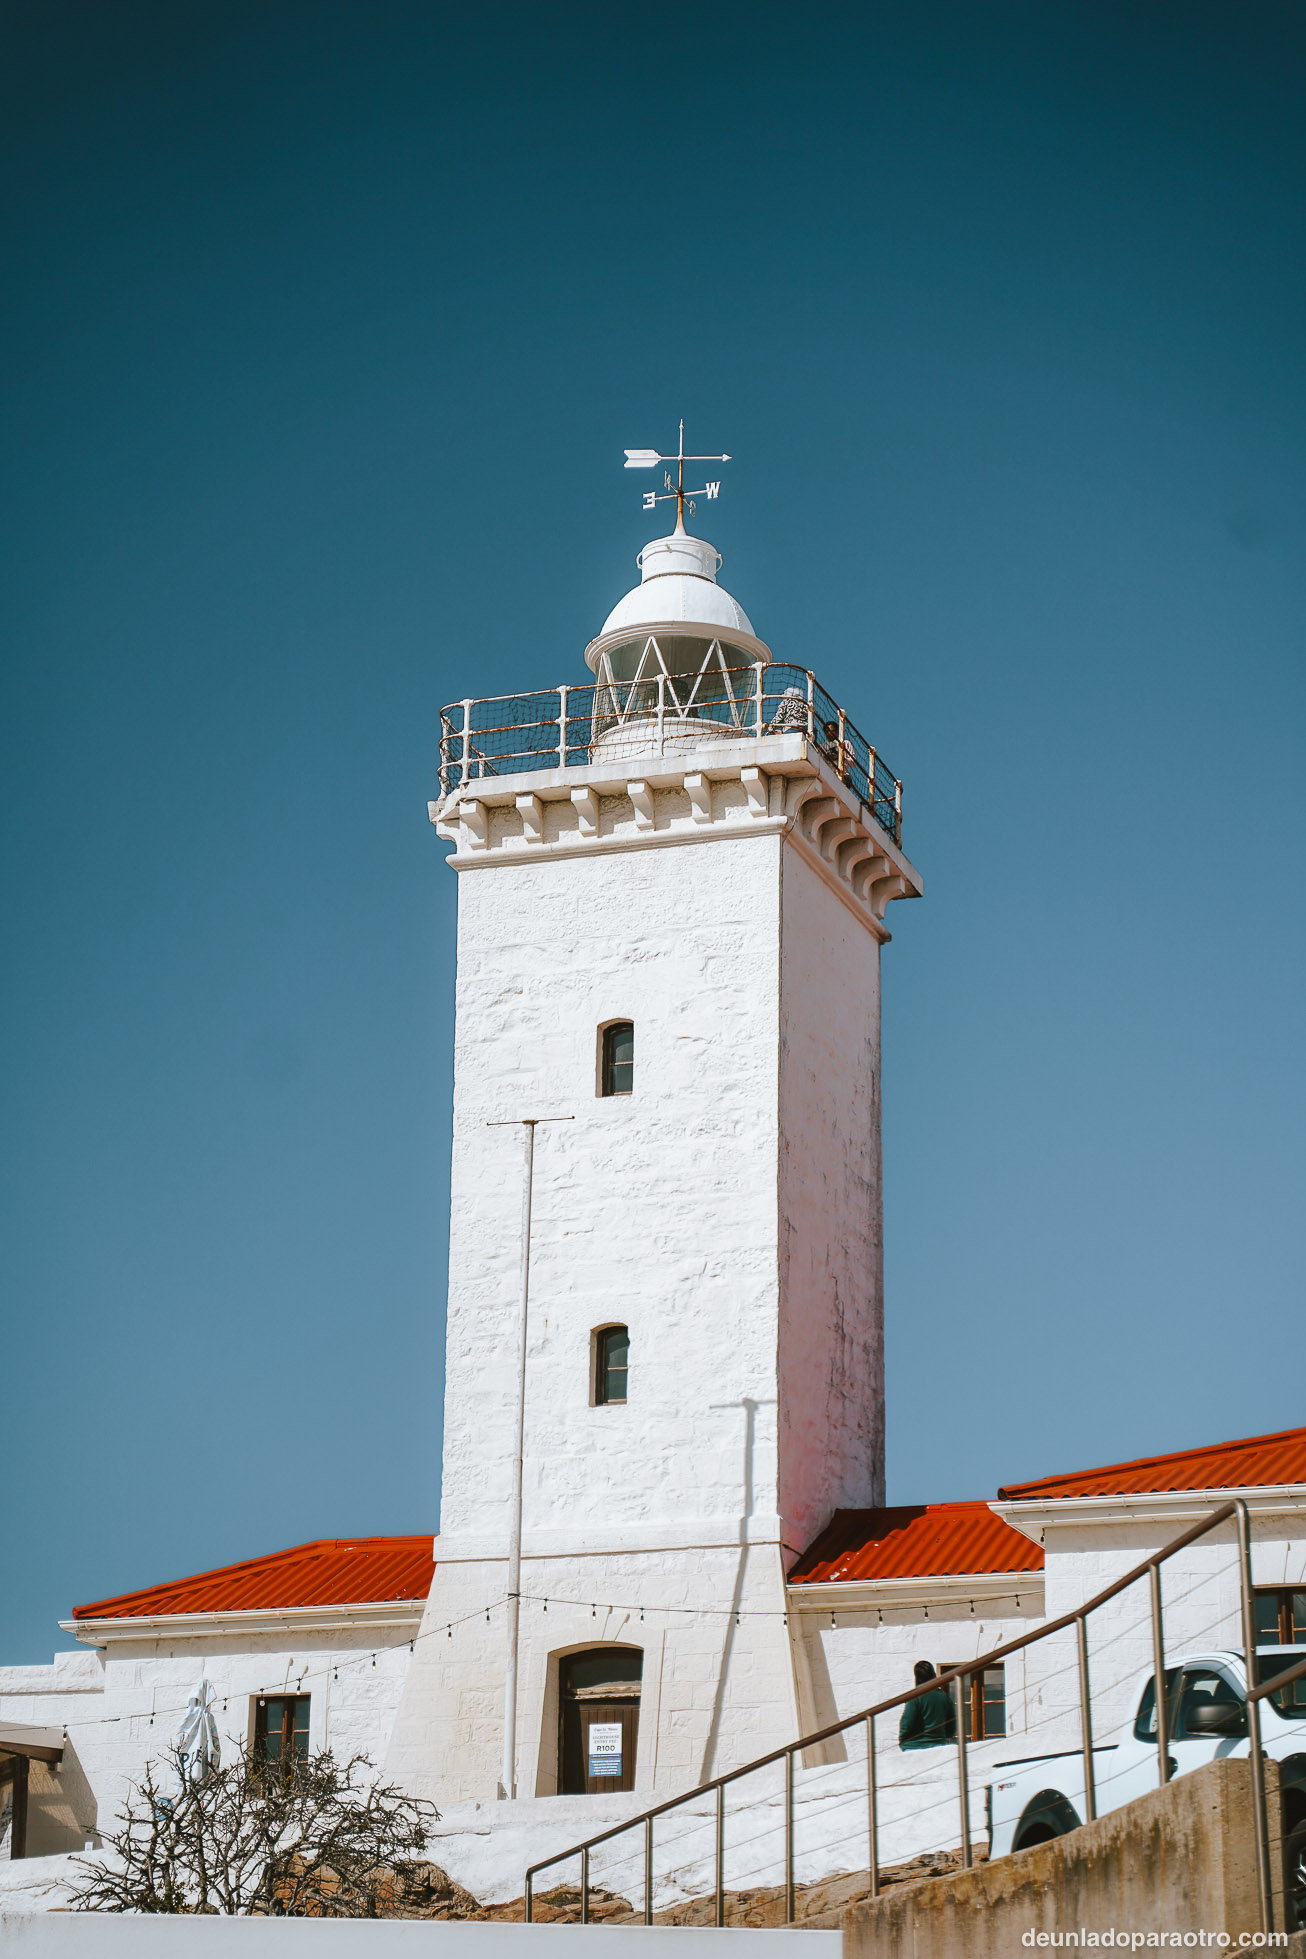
[389, 506, 921, 1813]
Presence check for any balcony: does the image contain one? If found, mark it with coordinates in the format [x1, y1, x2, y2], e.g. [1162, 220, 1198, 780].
[437, 664, 904, 848]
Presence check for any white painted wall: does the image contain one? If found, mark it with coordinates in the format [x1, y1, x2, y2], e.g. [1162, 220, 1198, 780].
[0, 1908, 840, 1954]
[0, 1627, 414, 1856]
[777, 851, 884, 1555]
[393, 754, 898, 1817]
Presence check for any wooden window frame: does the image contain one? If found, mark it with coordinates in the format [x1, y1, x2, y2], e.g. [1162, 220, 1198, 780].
[940, 1663, 1005, 1740]
[252, 1694, 311, 1778]
[1255, 1587, 1306, 1645]
[598, 1021, 634, 1098]
[593, 1324, 629, 1406]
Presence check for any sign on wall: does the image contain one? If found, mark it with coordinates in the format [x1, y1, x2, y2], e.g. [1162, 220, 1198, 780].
[587, 1722, 622, 1778]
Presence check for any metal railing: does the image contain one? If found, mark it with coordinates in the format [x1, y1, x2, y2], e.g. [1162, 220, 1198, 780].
[437, 664, 904, 847]
[524, 1499, 1293, 1933]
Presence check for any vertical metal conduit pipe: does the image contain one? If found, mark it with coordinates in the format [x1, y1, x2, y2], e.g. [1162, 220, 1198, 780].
[866, 1713, 880, 1897]
[1149, 1564, 1171, 1789]
[580, 1846, 589, 1925]
[784, 1750, 795, 1924]
[1235, 1499, 1273, 1934]
[643, 1815, 653, 1927]
[714, 1782, 725, 1927]
[1077, 1615, 1097, 1822]
[955, 1672, 972, 1869]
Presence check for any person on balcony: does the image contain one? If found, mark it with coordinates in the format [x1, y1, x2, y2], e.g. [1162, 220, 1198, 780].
[899, 1662, 957, 1749]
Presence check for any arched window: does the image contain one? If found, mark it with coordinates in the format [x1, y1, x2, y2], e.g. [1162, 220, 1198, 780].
[594, 1325, 629, 1405]
[600, 1021, 634, 1097]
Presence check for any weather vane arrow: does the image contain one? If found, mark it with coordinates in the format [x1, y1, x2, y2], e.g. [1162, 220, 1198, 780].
[623, 419, 731, 529]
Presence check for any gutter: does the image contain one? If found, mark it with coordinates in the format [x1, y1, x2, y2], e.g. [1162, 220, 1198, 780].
[787, 1570, 1044, 1613]
[990, 1483, 1306, 1546]
[61, 1599, 426, 1645]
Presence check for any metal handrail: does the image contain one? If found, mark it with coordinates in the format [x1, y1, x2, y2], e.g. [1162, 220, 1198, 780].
[436, 663, 905, 848]
[524, 1497, 1277, 1933]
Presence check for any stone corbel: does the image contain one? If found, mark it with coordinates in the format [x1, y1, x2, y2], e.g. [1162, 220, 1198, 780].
[685, 774, 713, 825]
[786, 779, 827, 822]
[740, 767, 769, 820]
[869, 872, 910, 920]
[515, 793, 544, 845]
[836, 835, 875, 880]
[570, 786, 599, 838]
[460, 800, 488, 851]
[851, 855, 891, 901]
[798, 795, 841, 843]
[627, 781, 655, 832]
[818, 815, 859, 864]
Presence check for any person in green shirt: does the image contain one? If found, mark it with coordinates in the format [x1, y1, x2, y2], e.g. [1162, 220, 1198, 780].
[899, 1661, 957, 1749]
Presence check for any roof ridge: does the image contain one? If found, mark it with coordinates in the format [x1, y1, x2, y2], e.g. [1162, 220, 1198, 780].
[996, 1422, 1306, 1501]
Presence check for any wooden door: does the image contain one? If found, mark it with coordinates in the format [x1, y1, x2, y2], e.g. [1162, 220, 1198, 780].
[558, 1648, 642, 1795]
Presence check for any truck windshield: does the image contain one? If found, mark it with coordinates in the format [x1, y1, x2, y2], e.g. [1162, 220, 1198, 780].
[1255, 1652, 1306, 1720]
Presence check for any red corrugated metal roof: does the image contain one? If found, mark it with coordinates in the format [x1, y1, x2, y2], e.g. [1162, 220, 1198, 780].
[997, 1424, 1306, 1502]
[787, 1503, 1043, 1585]
[73, 1536, 435, 1620]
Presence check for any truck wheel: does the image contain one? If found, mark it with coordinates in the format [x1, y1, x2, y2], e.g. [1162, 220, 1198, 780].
[1013, 1791, 1081, 1851]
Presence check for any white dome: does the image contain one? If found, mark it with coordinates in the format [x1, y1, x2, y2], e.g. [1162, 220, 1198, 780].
[598, 529, 755, 639]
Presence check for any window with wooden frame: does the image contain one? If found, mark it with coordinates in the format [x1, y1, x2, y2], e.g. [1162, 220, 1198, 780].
[940, 1663, 1005, 1739]
[253, 1695, 310, 1775]
[594, 1325, 629, 1405]
[1255, 1588, 1306, 1646]
[600, 1022, 634, 1097]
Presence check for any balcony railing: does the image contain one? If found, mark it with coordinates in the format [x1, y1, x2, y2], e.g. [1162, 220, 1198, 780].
[437, 664, 904, 848]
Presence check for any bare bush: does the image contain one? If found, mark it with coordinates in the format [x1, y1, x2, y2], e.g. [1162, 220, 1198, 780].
[70, 1743, 439, 1916]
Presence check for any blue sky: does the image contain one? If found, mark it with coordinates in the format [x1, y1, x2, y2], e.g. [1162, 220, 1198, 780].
[3, 0, 1303, 1662]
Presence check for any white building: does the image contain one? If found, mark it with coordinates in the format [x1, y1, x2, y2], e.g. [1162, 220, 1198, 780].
[4, 508, 1304, 1910]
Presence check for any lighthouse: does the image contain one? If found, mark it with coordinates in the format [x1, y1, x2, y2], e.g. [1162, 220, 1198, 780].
[388, 445, 922, 1814]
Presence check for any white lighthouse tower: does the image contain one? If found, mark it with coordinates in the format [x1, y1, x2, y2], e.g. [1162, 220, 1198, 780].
[388, 449, 922, 1819]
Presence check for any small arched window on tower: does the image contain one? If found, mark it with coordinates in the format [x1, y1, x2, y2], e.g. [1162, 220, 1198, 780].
[593, 1325, 629, 1405]
[600, 1021, 634, 1097]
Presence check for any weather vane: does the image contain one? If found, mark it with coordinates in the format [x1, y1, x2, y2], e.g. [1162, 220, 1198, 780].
[623, 420, 731, 529]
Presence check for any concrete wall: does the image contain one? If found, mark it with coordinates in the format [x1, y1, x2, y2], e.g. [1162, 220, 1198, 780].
[845, 1757, 1286, 1958]
[0, 1918, 840, 1956]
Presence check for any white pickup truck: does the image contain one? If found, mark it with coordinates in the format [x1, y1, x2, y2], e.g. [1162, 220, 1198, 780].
[986, 1647, 1306, 1927]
